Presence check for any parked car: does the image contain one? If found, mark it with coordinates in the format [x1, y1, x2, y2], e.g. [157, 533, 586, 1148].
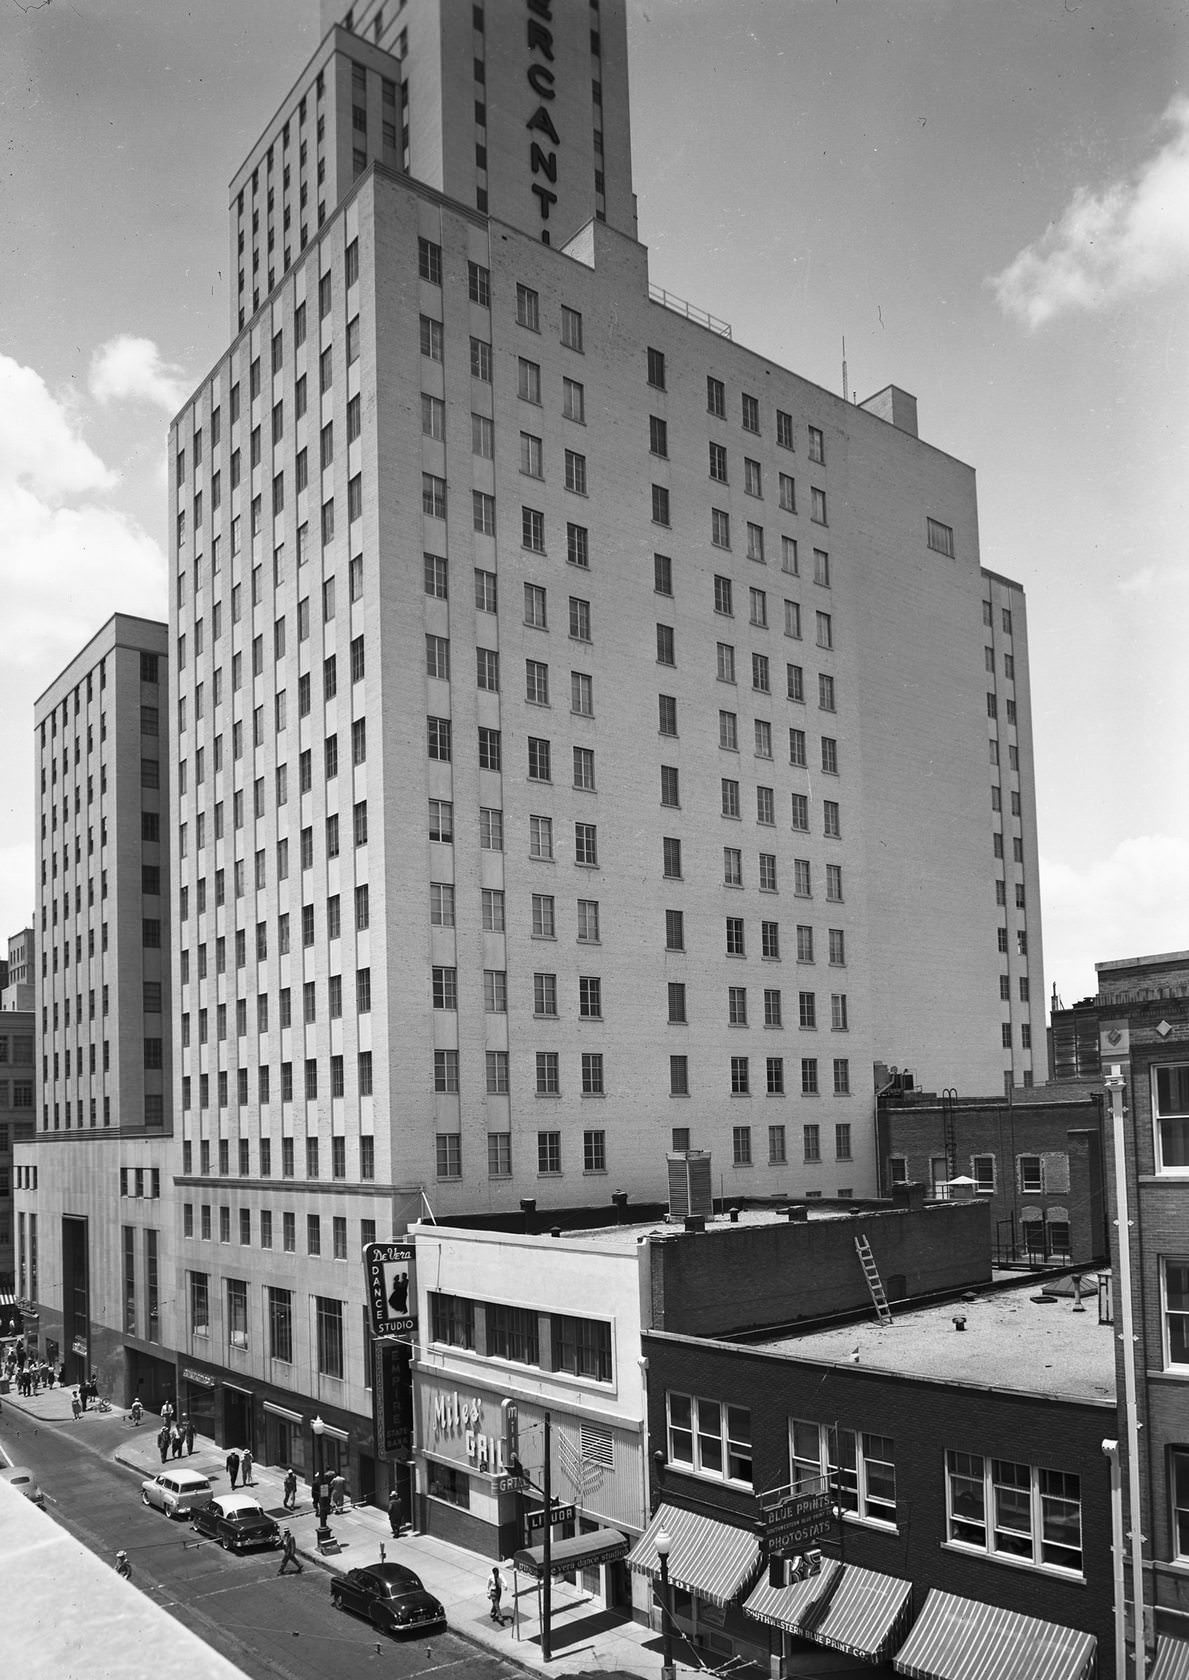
[191, 1492, 280, 1552]
[330, 1563, 447, 1636]
[0, 1466, 45, 1506]
[140, 1468, 213, 1518]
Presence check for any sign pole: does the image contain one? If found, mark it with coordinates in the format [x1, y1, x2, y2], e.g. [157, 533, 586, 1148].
[541, 1409, 552, 1662]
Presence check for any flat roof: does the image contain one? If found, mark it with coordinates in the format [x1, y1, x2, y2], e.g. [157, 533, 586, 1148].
[566, 1206, 857, 1252]
[748, 1275, 1115, 1404]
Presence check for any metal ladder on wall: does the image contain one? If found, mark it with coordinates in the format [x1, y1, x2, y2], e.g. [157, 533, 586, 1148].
[854, 1235, 893, 1326]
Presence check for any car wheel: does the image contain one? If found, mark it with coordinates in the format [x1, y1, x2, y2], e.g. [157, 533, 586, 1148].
[221, 1534, 233, 1551]
[141, 1490, 151, 1506]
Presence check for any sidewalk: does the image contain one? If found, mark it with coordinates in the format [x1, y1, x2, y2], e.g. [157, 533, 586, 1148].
[4, 1387, 672, 1680]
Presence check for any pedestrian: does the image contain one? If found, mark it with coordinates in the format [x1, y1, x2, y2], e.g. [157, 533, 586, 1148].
[330, 1472, 348, 1514]
[277, 1529, 303, 1575]
[161, 1397, 174, 1425]
[58, 1362, 67, 1387]
[487, 1566, 504, 1624]
[171, 1424, 184, 1459]
[226, 1447, 240, 1490]
[115, 1551, 131, 1580]
[184, 1416, 195, 1454]
[282, 1467, 298, 1510]
[386, 1487, 403, 1537]
[158, 1426, 170, 1465]
[240, 1448, 253, 1487]
[130, 1397, 143, 1426]
[71, 1391, 82, 1421]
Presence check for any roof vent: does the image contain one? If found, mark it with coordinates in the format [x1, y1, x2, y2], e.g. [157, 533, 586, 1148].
[667, 1150, 713, 1220]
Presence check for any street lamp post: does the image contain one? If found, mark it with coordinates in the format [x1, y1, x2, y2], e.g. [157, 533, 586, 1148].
[311, 1415, 331, 1549]
[655, 1528, 676, 1680]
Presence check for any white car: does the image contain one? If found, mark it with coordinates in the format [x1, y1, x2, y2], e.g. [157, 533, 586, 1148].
[141, 1467, 213, 1518]
[0, 1466, 45, 1506]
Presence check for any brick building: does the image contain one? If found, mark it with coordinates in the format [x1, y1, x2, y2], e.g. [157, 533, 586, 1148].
[875, 1085, 1108, 1267]
[639, 1277, 1115, 1677]
[1093, 951, 1189, 1676]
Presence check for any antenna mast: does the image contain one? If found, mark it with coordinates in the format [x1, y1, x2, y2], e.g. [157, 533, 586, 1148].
[842, 336, 849, 404]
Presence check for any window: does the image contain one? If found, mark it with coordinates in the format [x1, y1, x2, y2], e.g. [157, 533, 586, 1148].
[822, 737, 838, 775]
[802, 1058, 819, 1096]
[741, 392, 759, 433]
[728, 986, 748, 1026]
[418, 236, 442, 283]
[946, 1452, 1082, 1575]
[468, 260, 490, 305]
[791, 1421, 896, 1527]
[436, 1133, 462, 1179]
[649, 415, 668, 458]
[651, 484, 670, 527]
[478, 727, 502, 771]
[1153, 1066, 1189, 1172]
[927, 517, 955, 557]
[811, 486, 828, 525]
[532, 893, 555, 938]
[561, 305, 583, 351]
[715, 575, 734, 617]
[723, 846, 742, 886]
[731, 1056, 750, 1094]
[722, 778, 740, 819]
[712, 508, 731, 548]
[471, 337, 493, 381]
[667, 1392, 752, 1485]
[429, 799, 453, 842]
[434, 1050, 459, 1093]
[518, 357, 541, 403]
[563, 378, 585, 423]
[575, 822, 598, 866]
[670, 1055, 690, 1096]
[803, 1123, 821, 1161]
[707, 376, 726, 417]
[1018, 1154, 1044, 1194]
[564, 449, 587, 494]
[750, 587, 768, 628]
[745, 458, 763, 498]
[315, 1297, 344, 1379]
[516, 283, 540, 330]
[665, 908, 685, 952]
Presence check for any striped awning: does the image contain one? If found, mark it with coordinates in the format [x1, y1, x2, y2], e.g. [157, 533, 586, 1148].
[628, 1503, 761, 1609]
[893, 1589, 1096, 1680]
[745, 1559, 913, 1662]
[1152, 1635, 1189, 1680]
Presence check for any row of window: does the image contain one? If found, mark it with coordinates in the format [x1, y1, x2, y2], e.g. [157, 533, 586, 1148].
[667, 1394, 1082, 1576]
[181, 1134, 372, 1180]
[38, 652, 155, 748]
[429, 1290, 612, 1381]
[188, 1272, 349, 1379]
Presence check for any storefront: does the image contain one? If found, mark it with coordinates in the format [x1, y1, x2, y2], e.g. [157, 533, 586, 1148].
[630, 1502, 766, 1673]
[416, 1370, 644, 1608]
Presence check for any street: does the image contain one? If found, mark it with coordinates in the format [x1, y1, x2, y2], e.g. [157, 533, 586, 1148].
[0, 1406, 521, 1680]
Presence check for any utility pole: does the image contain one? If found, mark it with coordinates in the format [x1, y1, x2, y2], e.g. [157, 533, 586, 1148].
[541, 1409, 552, 1662]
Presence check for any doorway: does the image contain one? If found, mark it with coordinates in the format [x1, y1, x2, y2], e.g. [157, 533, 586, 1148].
[223, 1385, 254, 1451]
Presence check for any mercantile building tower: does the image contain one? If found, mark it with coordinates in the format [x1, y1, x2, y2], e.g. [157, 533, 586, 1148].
[18, 1, 1046, 1491]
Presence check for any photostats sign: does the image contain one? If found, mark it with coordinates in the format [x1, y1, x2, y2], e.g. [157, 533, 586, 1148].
[364, 1242, 415, 1337]
[759, 1490, 833, 1557]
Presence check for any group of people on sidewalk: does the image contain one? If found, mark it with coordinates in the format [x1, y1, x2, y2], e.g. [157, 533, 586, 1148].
[225, 1447, 254, 1488]
[156, 1416, 196, 1460]
[5, 1351, 66, 1396]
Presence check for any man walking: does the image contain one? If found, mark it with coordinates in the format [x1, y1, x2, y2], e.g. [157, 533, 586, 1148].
[226, 1447, 241, 1490]
[387, 1487, 403, 1537]
[184, 1416, 195, 1454]
[282, 1468, 298, 1511]
[277, 1529, 303, 1575]
[487, 1566, 505, 1624]
[240, 1447, 254, 1486]
[157, 1425, 171, 1465]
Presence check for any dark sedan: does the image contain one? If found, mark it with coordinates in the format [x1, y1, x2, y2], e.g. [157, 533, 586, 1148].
[330, 1562, 447, 1636]
[190, 1492, 281, 1552]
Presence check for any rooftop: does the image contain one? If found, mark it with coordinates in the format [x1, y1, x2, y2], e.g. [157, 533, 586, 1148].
[748, 1275, 1115, 1405]
[420, 1203, 856, 1256]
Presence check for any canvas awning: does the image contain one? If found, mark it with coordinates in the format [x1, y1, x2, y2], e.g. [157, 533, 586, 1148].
[745, 1559, 913, 1662]
[628, 1503, 760, 1609]
[513, 1528, 630, 1580]
[893, 1589, 1096, 1680]
[1152, 1635, 1189, 1680]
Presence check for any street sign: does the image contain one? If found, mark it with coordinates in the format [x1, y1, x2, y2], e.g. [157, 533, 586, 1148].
[526, 1503, 576, 1532]
[492, 1474, 529, 1495]
[762, 1490, 833, 1552]
[365, 1242, 416, 1337]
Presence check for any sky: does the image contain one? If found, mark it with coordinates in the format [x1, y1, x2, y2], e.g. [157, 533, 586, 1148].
[0, 0, 1186, 1010]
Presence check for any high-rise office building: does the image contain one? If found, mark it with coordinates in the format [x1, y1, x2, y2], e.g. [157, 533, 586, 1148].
[13, 615, 175, 1397]
[159, 3, 1044, 1472]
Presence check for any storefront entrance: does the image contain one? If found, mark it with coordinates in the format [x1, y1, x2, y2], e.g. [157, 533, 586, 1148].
[223, 1385, 254, 1451]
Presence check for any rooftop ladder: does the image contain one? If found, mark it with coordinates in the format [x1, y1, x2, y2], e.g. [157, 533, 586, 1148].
[855, 1235, 893, 1327]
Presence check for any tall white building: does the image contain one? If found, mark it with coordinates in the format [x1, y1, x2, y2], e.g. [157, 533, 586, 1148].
[158, 1, 1046, 1482]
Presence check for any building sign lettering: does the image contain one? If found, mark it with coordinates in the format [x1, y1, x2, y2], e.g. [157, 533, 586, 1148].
[525, 0, 559, 226]
[431, 1389, 511, 1475]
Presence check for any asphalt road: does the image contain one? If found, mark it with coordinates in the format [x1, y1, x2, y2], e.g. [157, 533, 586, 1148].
[0, 1406, 523, 1680]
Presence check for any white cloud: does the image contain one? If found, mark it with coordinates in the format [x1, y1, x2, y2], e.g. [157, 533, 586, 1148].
[0, 354, 116, 499]
[992, 94, 1189, 328]
[89, 334, 190, 413]
[0, 354, 166, 669]
[1042, 836, 1189, 1004]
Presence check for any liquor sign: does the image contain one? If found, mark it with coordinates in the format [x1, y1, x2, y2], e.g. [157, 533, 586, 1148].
[526, 1502, 576, 1532]
[762, 1490, 833, 1553]
[365, 1242, 416, 1337]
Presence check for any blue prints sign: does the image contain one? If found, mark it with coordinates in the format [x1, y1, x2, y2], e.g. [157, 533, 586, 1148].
[364, 1242, 415, 1338]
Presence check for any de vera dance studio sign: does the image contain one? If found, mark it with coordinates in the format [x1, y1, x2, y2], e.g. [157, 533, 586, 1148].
[364, 1243, 416, 1337]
